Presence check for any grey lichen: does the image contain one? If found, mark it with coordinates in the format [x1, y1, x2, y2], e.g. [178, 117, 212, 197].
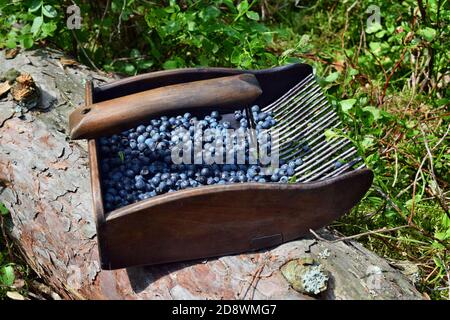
[280, 257, 329, 296]
[318, 248, 331, 259]
[301, 265, 329, 295]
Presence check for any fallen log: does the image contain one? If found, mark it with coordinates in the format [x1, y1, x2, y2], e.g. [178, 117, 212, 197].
[0, 49, 423, 300]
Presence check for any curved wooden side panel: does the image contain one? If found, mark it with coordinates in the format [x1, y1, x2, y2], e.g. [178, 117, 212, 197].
[92, 64, 313, 107]
[100, 169, 373, 269]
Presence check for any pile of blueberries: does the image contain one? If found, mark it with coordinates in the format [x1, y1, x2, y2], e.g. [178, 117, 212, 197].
[99, 105, 303, 211]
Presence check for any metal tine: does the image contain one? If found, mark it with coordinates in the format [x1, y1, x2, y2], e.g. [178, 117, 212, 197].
[297, 147, 357, 182]
[301, 136, 343, 161]
[274, 83, 323, 117]
[264, 74, 315, 112]
[279, 110, 339, 148]
[266, 87, 319, 117]
[320, 157, 364, 180]
[296, 146, 357, 180]
[276, 103, 336, 140]
[264, 79, 317, 115]
[274, 86, 324, 123]
[282, 126, 343, 161]
[280, 127, 340, 159]
[294, 140, 353, 176]
[278, 116, 341, 155]
[296, 140, 349, 174]
[283, 137, 338, 161]
[275, 96, 328, 135]
[276, 100, 331, 137]
[267, 101, 335, 149]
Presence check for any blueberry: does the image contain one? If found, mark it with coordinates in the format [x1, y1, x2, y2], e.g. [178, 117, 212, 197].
[137, 135, 145, 144]
[261, 121, 271, 129]
[271, 174, 279, 182]
[125, 169, 134, 178]
[251, 105, 260, 113]
[151, 176, 161, 186]
[287, 167, 295, 176]
[211, 111, 220, 119]
[279, 176, 289, 183]
[200, 167, 211, 177]
[247, 168, 257, 178]
[136, 125, 146, 134]
[137, 143, 146, 151]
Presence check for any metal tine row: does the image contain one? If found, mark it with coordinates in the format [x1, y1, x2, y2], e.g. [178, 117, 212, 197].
[274, 89, 325, 131]
[297, 147, 358, 182]
[294, 139, 353, 176]
[279, 118, 342, 158]
[282, 125, 341, 161]
[274, 84, 322, 118]
[272, 81, 322, 115]
[276, 97, 328, 136]
[263, 73, 315, 113]
[319, 157, 364, 180]
[259, 73, 364, 182]
[278, 109, 339, 149]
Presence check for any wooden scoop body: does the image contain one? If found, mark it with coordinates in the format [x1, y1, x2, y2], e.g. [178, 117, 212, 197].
[69, 74, 262, 139]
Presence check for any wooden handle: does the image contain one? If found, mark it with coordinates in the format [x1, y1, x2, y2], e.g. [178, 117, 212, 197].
[69, 74, 262, 139]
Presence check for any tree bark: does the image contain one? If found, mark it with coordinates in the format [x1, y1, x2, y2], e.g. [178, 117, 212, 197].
[0, 49, 423, 300]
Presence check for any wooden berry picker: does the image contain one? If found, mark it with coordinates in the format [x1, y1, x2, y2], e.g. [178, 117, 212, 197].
[68, 64, 373, 270]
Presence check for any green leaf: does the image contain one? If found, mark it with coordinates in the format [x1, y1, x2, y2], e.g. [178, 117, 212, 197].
[137, 60, 153, 70]
[362, 106, 381, 121]
[237, 0, 249, 14]
[162, 59, 179, 69]
[30, 16, 43, 37]
[0, 265, 15, 286]
[199, 6, 221, 21]
[21, 35, 34, 49]
[361, 136, 375, 150]
[123, 63, 136, 74]
[369, 42, 382, 54]
[5, 37, 17, 49]
[42, 4, 58, 18]
[324, 71, 340, 83]
[375, 30, 386, 38]
[246, 10, 259, 21]
[0, 202, 8, 215]
[288, 175, 297, 183]
[118, 151, 125, 163]
[366, 22, 382, 34]
[41, 22, 57, 37]
[324, 129, 339, 141]
[28, 0, 42, 13]
[442, 214, 450, 229]
[222, 0, 237, 12]
[340, 99, 357, 113]
[187, 21, 196, 32]
[129, 48, 141, 58]
[417, 27, 437, 41]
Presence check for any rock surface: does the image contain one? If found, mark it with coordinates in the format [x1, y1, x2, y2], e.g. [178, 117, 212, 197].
[0, 48, 423, 300]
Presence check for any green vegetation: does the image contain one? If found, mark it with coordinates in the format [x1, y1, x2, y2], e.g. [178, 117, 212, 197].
[0, 0, 448, 299]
